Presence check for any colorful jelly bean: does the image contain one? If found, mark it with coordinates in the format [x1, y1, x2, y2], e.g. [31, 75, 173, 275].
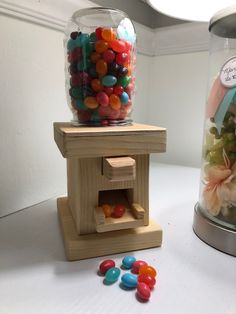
[117, 76, 131, 88]
[84, 96, 98, 109]
[121, 273, 138, 289]
[136, 282, 151, 301]
[113, 85, 124, 95]
[70, 31, 79, 40]
[113, 203, 125, 217]
[96, 92, 109, 107]
[139, 265, 157, 278]
[103, 49, 115, 64]
[90, 51, 101, 63]
[105, 267, 120, 284]
[95, 40, 109, 53]
[118, 66, 128, 77]
[109, 94, 121, 110]
[138, 274, 156, 289]
[116, 52, 128, 65]
[101, 28, 116, 41]
[120, 91, 129, 104]
[122, 256, 136, 269]
[132, 260, 148, 274]
[95, 27, 103, 40]
[99, 259, 115, 275]
[110, 39, 126, 53]
[102, 75, 117, 87]
[96, 59, 108, 76]
[91, 79, 103, 92]
[101, 203, 113, 217]
[108, 62, 119, 76]
[103, 86, 113, 96]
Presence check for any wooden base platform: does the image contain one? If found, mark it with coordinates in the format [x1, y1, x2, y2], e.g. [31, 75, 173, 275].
[57, 197, 162, 261]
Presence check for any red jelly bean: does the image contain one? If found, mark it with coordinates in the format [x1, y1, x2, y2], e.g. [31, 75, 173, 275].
[110, 40, 126, 53]
[95, 27, 103, 40]
[95, 40, 109, 53]
[138, 274, 156, 289]
[103, 49, 115, 64]
[137, 282, 151, 301]
[99, 259, 115, 275]
[113, 85, 124, 95]
[96, 91, 109, 107]
[103, 86, 113, 96]
[116, 52, 128, 65]
[113, 204, 125, 218]
[132, 260, 148, 274]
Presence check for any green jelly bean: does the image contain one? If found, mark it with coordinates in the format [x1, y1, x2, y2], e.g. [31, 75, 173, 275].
[117, 76, 131, 88]
[70, 87, 83, 99]
[105, 267, 120, 284]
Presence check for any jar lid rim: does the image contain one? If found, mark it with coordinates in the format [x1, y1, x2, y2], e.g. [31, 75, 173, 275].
[209, 5, 236, 37]
[71, 7, 129, 19]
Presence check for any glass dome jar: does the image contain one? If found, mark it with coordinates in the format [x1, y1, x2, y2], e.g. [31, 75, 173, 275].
[193, 6, 236, 256]
[64, 7, 136, 126]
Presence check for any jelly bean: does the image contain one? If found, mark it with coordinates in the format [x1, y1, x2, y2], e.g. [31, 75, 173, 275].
[68, 47, 82, 63]
[125, 83, 134, 96]
[139, 265, 157, 277]
[70, 31, 80, 40]
[76, 33, 90, 47]
[83, 42, 94, 55]
[119, 106, 128, 119]
[101, 204, 112, 217]
[96, 59, 108, 76]
[120, 91, 129, 104]
[105, 267, 120, 283]
[96, 92, 109, 107]
[103, 86, 113, 96]
[69, 87, 83, 99]
[95, 40, 109, 53]
[122, 256, 136, 269]
[89, 32, 97, 42]
[113, 85, 124, 95]
[77, 109, 91, 123]
[101, 119, 109, 126]
[77, 59, 91, 71]
[117, 76, 131, 88]
[118, 66, 128, 77]
[121, 273, 138, 289]
[136, 282, 151, 301]
[70, 74, 80, 87]
[67, 38, 77, 51]
[89, 65, 98, 78]
[108, 62, 119, 76]
[138, 274, 156, 289]
[91, 79, 103, 92]
[90, 52, 101, 63]
[113, 203, 125, 217]
[75, 98, 86, 110]
[101, 28, 116, 41]
[124, 40, 132, 53]
[69, 63, 78, 74]
[84, 96, 98, 109]
[98, 106, 120, 119]
[103, 49, 115, 64]
[116, 52, 128, 65]
[78, 71, 91, 85]
[83, 85, 95, 97]
[110, 40, 126, 53]
[95, 27, 103, 40]
[132, 260, 148, 274]
[102, 75, 117, 87]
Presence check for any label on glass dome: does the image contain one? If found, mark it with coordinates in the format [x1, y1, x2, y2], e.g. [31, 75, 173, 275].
[220, 56, 236, 88]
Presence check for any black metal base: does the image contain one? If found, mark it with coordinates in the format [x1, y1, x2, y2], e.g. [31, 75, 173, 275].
[193, 203, 236, 257]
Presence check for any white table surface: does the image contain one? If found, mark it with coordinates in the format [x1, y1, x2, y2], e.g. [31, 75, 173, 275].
[0, 162, 235, 314]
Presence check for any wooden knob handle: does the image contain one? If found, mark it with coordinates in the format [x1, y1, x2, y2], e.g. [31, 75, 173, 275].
[103, 156, 136, 181]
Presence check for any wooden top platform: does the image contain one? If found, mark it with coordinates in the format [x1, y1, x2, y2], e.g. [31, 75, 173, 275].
[54, 122, 166, 158]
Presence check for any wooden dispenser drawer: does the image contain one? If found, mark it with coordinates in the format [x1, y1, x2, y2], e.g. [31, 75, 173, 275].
[102, 156, 136, 182]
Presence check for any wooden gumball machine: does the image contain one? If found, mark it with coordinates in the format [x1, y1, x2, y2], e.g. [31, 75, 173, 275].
[54, 123, 166, 261]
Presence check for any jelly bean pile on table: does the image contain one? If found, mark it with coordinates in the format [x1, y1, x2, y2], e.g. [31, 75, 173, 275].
[98, 256, 157, 302]
[66, 27, 135, 125]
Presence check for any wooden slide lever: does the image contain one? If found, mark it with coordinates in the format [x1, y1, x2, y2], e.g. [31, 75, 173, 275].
[103, 156, 136, 181]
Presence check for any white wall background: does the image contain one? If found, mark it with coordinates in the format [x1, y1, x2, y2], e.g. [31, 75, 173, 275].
[0, 0, 210, 216]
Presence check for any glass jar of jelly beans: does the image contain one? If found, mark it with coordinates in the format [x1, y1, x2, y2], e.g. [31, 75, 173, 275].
[64, 7, 136, 126]
[193, 6, 236, 256]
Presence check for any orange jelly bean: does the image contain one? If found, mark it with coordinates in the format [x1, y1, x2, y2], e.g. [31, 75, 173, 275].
[139, 265, 157, 277]
[84, 96, 98, 109]
[95, 40, 109, 53]
[101, 28, 116, 41]
[96, 59, 108, 76]
[109, 94, 121, 110]
[91, 79, 103, 92]
[102, 204, 113, 217]
[90, 51, 101, 63]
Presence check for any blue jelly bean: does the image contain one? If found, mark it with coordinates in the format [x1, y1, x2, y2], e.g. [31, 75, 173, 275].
[67, 39, 77, 51]
[105, 267, 121, 284]
[102, 75, 117, 87]
[121, 273, 138, 288]
[120, 91, 129, 104]
[75, 33, 90, 47]
[122, 255, 136, 269]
